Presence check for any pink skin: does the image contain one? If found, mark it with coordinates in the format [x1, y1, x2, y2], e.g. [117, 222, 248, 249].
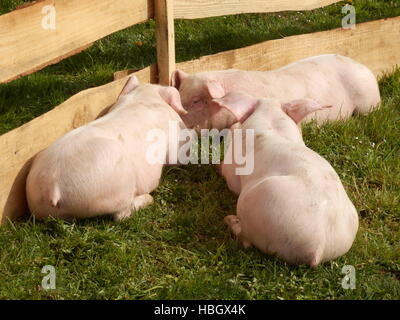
[26, 76, 187, 221]
[216, 92, 359, 267]
[173, 54, 381, 129]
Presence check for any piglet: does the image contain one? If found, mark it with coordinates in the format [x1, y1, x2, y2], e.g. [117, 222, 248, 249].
[26, 76, 187, 221]
[173, 54, 381, 129]
[215, 92, 359, 267]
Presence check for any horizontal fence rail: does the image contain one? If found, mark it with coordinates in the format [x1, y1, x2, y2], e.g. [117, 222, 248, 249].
[0, 0, 342, 85]
[177, 17, 400, 77]
[116, 17, 400, 79]
[173, 0, 341, 19]
[0, 0, 154, 83]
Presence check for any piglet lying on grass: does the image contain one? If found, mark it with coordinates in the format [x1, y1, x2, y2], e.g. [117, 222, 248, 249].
[173, 54, 381, 130]
[216, 92, 359, 267]
[26, 76, 187, 221]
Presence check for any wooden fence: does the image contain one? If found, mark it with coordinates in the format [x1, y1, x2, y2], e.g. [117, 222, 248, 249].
[0, 0, 399, 223]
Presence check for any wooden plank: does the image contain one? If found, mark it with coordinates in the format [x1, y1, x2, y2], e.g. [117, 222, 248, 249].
[155, 0, 176, 85]
[175, 17, 400, 77]
[114, 17, 400, 80]
[174, 0, 341, 19]
[0, 65, 157, 224]
[0, 0, 153, 83]
[114, 68, 147, 81]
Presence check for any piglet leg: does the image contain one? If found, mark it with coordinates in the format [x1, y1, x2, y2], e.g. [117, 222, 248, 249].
[132, 194, 154, 211]
[224, 215, 252, 248]
[113, 194, 154, 221]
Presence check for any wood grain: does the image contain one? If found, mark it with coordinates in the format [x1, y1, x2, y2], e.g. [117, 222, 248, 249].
[156, 0, 176, 85]
[174, 0, 341, 19]
[114, 17, 400, 82]
[0, 66, 155, 224]
[0, 0, 153, 83]
[176, 17, 400, 77]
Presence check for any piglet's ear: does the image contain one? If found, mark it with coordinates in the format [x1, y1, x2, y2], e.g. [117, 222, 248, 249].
[212, 91, 259, 123]
[171, 70, 188, 89]
[282, 99, 332, 124]
[158, 86, 188, 116]
[206, 80, 225, 99]
[119, 76, 140, 96]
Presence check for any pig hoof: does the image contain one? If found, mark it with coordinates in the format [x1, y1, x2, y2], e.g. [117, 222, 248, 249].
[308, 246, 323, 268]
[113, 194, 153, 222]
[224, 215, 242, 237]
[240, 238, 252, 249]
[114, 208, 133, 222]
[224, 215, 240, 226]
[133, 194, 154, 211]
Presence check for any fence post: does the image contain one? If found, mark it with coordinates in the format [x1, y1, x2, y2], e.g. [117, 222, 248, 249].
[155, 0, 176, 85]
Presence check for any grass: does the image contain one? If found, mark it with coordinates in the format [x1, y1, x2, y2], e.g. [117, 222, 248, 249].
[0, 0, 399, 299]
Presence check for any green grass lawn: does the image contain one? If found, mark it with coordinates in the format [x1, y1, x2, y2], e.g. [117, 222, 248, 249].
[0, 0, 399, 299]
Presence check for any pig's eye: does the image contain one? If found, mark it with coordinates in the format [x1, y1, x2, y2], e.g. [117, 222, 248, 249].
[192, 98, 201, 106]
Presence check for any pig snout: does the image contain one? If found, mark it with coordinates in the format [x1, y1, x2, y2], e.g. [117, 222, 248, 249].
[180, 102, 237, 131]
